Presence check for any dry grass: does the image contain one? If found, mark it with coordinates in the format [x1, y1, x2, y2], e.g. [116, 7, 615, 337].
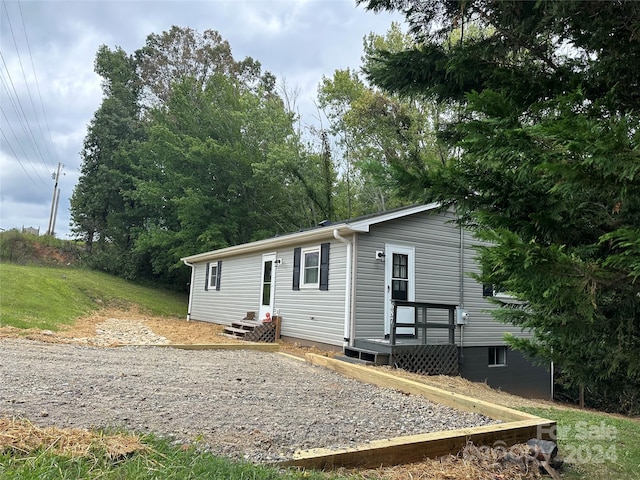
[0, 417, 147, 460]
[0, 307, 336, 357]
[379, 367, 557, 410]
[335, 443, 547, 480]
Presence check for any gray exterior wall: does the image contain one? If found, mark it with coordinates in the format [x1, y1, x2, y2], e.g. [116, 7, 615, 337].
[459, 346, 552, 399]
[187, 207, 532, 349]
[272, 239, 347, 347]
[188, 238, 348, 347]
[188, 254, 263, 325]
[353, 209, 531, 346]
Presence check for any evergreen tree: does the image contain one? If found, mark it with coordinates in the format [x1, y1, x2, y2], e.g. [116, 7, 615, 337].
[359, 0, 640, 412]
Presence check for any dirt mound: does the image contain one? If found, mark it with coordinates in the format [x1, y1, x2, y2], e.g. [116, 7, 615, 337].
[0, 231, 81, 266]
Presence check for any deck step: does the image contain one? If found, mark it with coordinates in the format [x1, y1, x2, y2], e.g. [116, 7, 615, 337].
[335, 355, 377, 366]
[223, 326, 249, 336]
[343, 346, 390, 366]
[231, 320, 261, 330]
[220, 333, 243, 339]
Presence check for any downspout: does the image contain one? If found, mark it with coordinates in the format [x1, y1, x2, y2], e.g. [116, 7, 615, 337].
[182, 259, 195, 321]
[459, 225, 465, 364]
[550, 344, 555, 401]
[550, 360, 555, 401]
[349, 236, 357, 345]
[333, 229, 352, 347]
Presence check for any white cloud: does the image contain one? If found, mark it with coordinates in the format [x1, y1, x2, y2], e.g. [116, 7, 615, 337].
[0, 0, 402, 238]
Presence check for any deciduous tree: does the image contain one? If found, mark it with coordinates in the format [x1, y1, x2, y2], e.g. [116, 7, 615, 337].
[70, 45, 144, 276]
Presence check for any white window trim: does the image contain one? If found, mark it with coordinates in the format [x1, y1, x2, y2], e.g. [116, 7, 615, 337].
[484, 284, 526, 305]
[208, 263, 218, 290]
[301, 246, 320, 288]
[488, 346, 507, 367]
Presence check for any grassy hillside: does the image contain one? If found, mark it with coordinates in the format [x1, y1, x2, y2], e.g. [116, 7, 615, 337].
[0, 263, 186, 329]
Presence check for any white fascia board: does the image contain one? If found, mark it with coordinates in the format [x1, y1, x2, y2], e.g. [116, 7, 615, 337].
[181, 203, 443, 265]
[346, 202, 442, 232]
[181, 224, 353, 264]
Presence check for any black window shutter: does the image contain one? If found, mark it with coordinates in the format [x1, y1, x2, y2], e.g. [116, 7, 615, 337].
[293, 247, 301, 290]
[204, 262, 210, 291]
[216, 261, 222, 291]
[319, 242, 330, 291]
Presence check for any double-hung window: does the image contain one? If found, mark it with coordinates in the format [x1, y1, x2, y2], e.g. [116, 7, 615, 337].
[208, 263, 218, 289]
[301, 247, 320, 286]
[205, 261, 222, 291]
[293, 243, 330, 291]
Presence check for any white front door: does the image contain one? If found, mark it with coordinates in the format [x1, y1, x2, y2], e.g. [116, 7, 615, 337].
[384, 245, 415, 336]
[259, 253, 276, 321]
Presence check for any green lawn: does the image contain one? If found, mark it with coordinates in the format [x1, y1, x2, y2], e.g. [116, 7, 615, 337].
[521, 407, 640, 480]
[0, 263, 187, 329]
[0, 434, 355, 480]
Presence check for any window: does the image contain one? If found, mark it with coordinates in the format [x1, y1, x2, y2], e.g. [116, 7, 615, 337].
[391, 253, 409, 301]
[488, 346, 507, 366]
[209, 264, 218, 289]
[293, 243, 330, 291]
[302, 247, 320, 286]
[205, 261, 222, 291]
[261, 259, 273, 306]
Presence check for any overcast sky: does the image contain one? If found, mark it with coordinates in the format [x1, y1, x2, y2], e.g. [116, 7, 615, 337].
[0, 0, 401, 239]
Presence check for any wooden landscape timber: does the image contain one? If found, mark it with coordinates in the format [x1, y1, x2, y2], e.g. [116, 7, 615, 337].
[278, 353, 556, 470]
[120, 343, 280, 352]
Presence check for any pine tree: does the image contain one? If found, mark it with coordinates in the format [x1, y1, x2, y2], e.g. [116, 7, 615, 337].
[359, 0, 640, 412]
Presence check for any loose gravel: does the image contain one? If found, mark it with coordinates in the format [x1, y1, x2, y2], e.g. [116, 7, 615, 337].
[0, 339, 500, 463]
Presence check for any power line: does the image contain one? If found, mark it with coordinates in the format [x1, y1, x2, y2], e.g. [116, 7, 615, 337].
[0, 127, 44, 190]
[0, 66, 50, 188]
[1, 1, 56, 172]
[0, 105, 49, 189]
[17, 0, 60, 168]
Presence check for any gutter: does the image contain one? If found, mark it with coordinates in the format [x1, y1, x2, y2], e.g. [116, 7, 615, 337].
[182, 259, 195, 321]
[333, 229, 353, 347]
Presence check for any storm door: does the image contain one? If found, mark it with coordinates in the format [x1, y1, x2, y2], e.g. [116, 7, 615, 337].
[384, 245, 415, 336]
[259, 253, 276, 321]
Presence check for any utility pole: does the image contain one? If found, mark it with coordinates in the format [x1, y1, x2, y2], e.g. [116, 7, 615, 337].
[46, 162, 63, 236]
[50, 188, 61, 237]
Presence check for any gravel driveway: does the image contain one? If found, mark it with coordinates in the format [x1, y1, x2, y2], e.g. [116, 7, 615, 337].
[0, 339, 498, 463]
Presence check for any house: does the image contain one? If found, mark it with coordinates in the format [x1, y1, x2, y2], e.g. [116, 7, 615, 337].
[181, 204, 551, 399]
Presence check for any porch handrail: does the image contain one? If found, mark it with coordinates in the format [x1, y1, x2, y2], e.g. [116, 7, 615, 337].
[390, 300, 457, 346]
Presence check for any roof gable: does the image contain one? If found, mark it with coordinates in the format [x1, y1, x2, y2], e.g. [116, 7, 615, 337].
[181, 202, 441, 264]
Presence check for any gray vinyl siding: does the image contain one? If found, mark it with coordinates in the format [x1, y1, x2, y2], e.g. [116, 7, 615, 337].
[354, 210, 461, 339]
[274, 240, 347, 347]
[459, 233, 534, 346]
[353, 209, 531, 346]
[188, 239, 347, 347]
[352, 232, 386, 340]
[188, 255, 262, 325]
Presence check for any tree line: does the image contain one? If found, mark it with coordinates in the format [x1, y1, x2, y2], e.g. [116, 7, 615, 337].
[72, 2, 639, 414]
[70, 26, 418, 288]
